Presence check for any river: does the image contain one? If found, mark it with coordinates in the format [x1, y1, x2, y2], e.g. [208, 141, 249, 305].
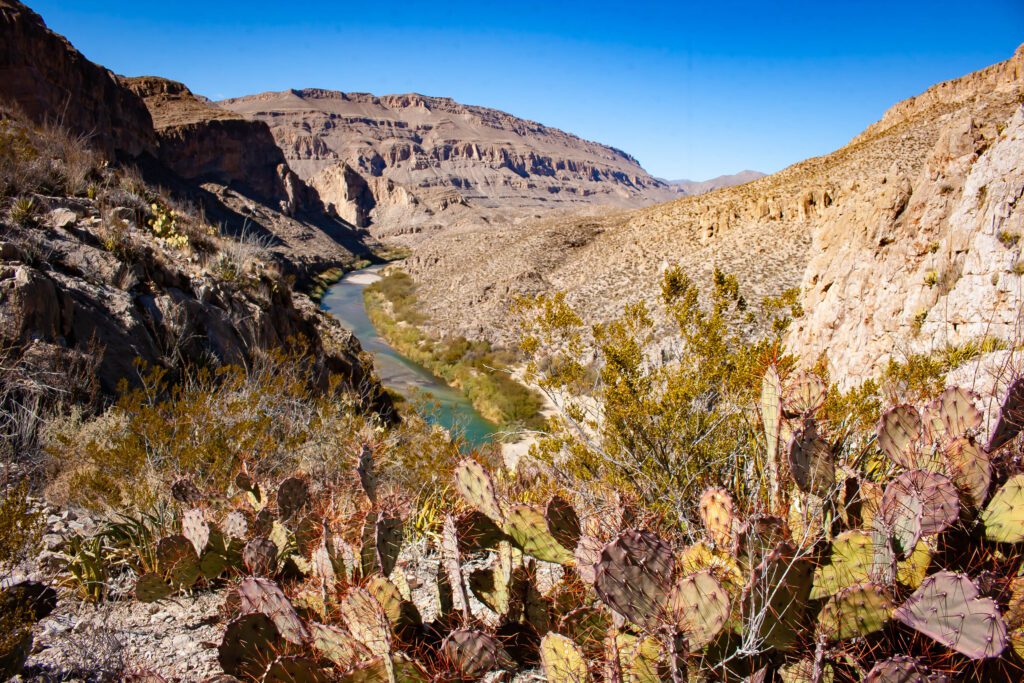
[319, 265, 498, 448]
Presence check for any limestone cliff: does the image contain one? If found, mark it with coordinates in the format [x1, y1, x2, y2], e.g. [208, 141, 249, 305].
[219, 89, 675, 238]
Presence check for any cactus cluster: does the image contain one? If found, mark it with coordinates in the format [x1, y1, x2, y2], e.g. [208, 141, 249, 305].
[95, 376, 1024, 681]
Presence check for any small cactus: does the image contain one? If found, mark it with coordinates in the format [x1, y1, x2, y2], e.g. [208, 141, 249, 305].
[237, 577, 309, 645]
[593, 529, 673, 631]
[698, 487, 734, 548]
[309, 622, 363, 669]
[365, 575, 403, 625]
[782, 369, 827, 418]
[922, 386, 982, 445]
[454, 459, 504, 525]
[877, 405, 924, 470]
[761, 366, 783, 502]
[817, 582, 893, 640]
[981, 473, 1024, 543]
[440, 514, 470, 618]
[945, 437, 991, 507]
[356, 443, 377, 503]
[541, 632, 589, 683]
[181, 508, 209, 556]
[670, 570, 730, 649]
[546, 495, 582, 551]
[893, 571, 1007, 659]
[341, 587, 392, 657]
[361, 510, 403, 578]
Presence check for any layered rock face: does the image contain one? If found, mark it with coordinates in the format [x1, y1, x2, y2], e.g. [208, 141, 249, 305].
[0, 0, 156, 159]
[219, 89, 675, 237]
[123, 77, 318, 216]
[403, 46, 1024, 386]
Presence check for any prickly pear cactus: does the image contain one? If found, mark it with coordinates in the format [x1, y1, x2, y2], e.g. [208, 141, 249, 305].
[309, 622, 363, 669]
[893, 571, 1007, 659]
[242, 537, 278, 577]
[698, 487, 735, 548]
[762, 366, 783, 499]
[742, 541, 813, 652]
[877, 405, 924, 470]
[987, 378, 1024, 452]
[864, 656, 931, 683]
[877, 486, 924, 560]
[670, 570, 730, 649]
[546, 495, 582, 551]
[817, 582, 893, 640]
[883, 469, 959, 537]
[441, 629, 513, 678]
[277, 477, 309, 521]
[454, 459, 504, 525]
[365, 575, 403, 625]
[362, 510, 403, 578]
[787, 422, 836, 496]
[218, 612, 280, 680]
[237, 577, 309, 645]
[945, 437, 991, 507]
[782, 370, 827, 418]
[134, 573, 172, 603]
[922, 386, 982, 446]
[181, 508, 209, 555]
[223, 510, 248, 540]
[156, 534, 201, 590]
[505, 503, 574, 564]
[263, 656, 328, 683]
[574, 534, 601, 585]
[171, 477, 201, 503]
[341, 587, 392, 657]
[594, 529, 673, 631]
[541, 632, 589, 683]
[982, 474, 1024, 543]
[356, 443, 377, 503]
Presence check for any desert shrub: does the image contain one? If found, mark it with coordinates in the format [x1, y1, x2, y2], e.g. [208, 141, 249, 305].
[518, 267, 798, 527]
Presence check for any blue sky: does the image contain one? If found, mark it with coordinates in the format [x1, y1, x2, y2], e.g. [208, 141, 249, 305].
[30, 1, 1024, 180]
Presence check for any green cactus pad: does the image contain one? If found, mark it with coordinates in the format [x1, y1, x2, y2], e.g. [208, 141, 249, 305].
[505, 503, 574, 565]
[699, 487, 735, 548]
[237, 577, 309, 645]
[817, 582, 893, 640]
[987, 378, 1024, 452]
[454, 510, 508, 553]
[134, 573, 172, 603]
[594, 529, 673, 631]
[742, 541, 813, 652]
[276, 477, 309, 521]
[982, 473, 1024, 543]
[309, 622, 364, 669]
[454, 459, 504, 525]
[778, 659, 833, 683]
[374, 512, 403, 578]
[733, 514, 787, 573]
[439, 514, 469, 617]
[788, 422, 836, 497]
[243, 537, 279, 577]
[670, 570, 730, 649]
[615, 633, 662, 683]
[893, 571, 1007, 659]
[253, 508, 275, 537]
[200, 551, 227, 580]
[341, 587, 391, 657]
[559, 606, 612, 651]
[366, 575, 403, 625]
[441, 629, 513, 678]
[541, 632, 589, 683]
[339, 654, 428, 683]
[218, 612, 280, 680]
[877, 404, 923, 470]
[156, 534, 201, 590]
[292, 513, 322, 557]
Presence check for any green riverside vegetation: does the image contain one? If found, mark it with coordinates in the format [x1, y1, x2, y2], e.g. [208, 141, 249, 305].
[364, 269, 546, 431]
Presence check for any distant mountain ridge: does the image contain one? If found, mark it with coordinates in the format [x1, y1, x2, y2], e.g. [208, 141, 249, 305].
[218, 89, 677, 238]
[664, 170, 766, 195]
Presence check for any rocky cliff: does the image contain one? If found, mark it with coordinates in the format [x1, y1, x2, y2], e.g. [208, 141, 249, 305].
[0, 0, 155, 160]
[403, 45, 1024, 387]
[219, 89, 675, 239]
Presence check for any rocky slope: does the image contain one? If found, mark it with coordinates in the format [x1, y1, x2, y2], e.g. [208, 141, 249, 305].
[404, 45, 1024, 386]
[219, 89, 676, 240]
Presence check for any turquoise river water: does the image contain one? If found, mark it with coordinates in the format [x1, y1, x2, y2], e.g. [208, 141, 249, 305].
[320, 266, 498, 448]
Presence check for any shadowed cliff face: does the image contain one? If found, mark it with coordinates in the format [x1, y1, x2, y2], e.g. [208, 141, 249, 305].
[219, 89, 677, 239]
[0, 0, 156, 160]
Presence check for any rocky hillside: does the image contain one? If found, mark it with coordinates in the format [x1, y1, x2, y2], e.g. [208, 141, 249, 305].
[219, 89, 675, 240]
[404, 45, 1024, 386]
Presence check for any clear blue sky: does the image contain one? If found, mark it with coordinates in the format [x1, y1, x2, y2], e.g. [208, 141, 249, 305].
[29, 1, 1024, 180]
